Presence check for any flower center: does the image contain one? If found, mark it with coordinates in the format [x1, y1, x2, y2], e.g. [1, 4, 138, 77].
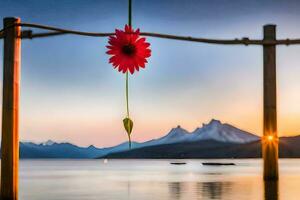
[122, 44, 136, 56]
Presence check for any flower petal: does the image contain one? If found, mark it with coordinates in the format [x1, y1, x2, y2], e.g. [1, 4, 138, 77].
[106, 25, 151, 74]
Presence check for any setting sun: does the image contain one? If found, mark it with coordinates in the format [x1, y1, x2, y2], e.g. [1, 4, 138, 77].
[267, 135, 274, 142]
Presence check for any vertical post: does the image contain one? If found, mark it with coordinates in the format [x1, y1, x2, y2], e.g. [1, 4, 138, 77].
[1, 17, 21, 200]
[262, 24, 278, 180]
[264, 180, 279, 200]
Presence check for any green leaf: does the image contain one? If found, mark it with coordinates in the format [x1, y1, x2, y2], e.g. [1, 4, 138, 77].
[123, 117, 133, 135]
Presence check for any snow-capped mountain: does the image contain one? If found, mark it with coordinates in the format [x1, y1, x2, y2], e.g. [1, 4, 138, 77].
[190, 119, 259, 143]
[41, 140, 55, 146]
[140, 125, 191, 147]
[141, 119, 259, 146]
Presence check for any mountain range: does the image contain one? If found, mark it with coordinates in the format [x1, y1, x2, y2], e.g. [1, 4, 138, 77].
[3, 119, 300, 158]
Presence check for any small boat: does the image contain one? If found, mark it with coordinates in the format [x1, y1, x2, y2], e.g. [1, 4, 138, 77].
[202, 162, 235, 166]
[170, 162, 186, 165]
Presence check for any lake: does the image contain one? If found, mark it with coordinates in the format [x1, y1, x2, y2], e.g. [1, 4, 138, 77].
[15, 159, 300, 200]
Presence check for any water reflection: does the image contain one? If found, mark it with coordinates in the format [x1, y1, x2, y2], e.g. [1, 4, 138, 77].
[168, 181, 233, 200]
[127, 182, 131, 199]
[201, 182, 232, 199]
[168, 182, 182, 199]
[264, 180, 278, 200]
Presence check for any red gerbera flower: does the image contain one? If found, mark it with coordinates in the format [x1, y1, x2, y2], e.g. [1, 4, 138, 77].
[106, 25, 151, 74]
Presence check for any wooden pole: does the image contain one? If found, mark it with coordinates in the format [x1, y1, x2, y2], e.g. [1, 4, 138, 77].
[262, 24, 278, 180]
[264, 180, 279, 200]
[1, 17, 21, 200]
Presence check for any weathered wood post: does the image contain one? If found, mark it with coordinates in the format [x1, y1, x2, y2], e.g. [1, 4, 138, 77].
[1, 17, 21, 200]
[262, 24, 278, 180]
[264, 180, 279, 200]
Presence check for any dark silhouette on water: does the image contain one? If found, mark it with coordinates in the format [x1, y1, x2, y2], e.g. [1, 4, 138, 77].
[202, 162, 235, 166]
[170, 162, 186, 165]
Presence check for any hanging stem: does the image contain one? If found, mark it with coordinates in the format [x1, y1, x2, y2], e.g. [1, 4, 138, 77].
[125, 71, 129, 118]
[126, 0, 132, 149]
[128, 134, 132, 149]
[125, 72, 131, 149]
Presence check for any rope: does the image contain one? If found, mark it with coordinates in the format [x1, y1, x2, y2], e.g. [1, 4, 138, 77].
[0, 22, 300, 45]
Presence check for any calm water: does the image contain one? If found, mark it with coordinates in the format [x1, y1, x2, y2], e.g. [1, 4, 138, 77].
[14, 159, 300, 200]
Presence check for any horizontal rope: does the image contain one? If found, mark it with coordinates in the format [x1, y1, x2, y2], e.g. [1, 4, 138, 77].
[0, 22, 300, 45]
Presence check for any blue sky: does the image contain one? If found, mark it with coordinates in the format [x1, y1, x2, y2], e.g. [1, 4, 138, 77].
[1, 0, 300, 147]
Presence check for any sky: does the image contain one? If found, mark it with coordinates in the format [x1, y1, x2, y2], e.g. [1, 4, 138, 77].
[1, 0, 300, 147]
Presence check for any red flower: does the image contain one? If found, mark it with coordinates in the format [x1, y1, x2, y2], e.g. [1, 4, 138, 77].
[106, 25, 151, 74]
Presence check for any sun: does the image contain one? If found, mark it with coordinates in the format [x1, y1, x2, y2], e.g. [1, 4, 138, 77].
[267, 135, 274, 142]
